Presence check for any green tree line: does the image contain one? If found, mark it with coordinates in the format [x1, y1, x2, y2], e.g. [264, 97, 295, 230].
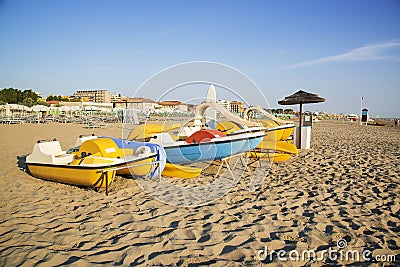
[0, 88, 45, 107]
[0, 88, 79, 107]
[46, 95, 67, 101]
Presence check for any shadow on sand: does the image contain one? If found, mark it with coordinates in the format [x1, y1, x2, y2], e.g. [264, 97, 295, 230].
[17, 155, 29, 173]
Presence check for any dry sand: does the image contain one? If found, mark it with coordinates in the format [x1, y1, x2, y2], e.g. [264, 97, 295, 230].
[0, 121, 399, 266]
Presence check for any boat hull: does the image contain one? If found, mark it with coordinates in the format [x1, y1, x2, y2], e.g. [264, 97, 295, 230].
[165, 134, 264, 165]
[26, 163, 116, 188]
[26, 155, 157, 188]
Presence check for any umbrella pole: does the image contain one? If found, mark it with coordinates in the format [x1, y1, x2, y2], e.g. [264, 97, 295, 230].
[298, 102, 303, 149]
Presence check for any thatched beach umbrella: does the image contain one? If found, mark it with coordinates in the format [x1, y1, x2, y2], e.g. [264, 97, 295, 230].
[278, 90, 325, 148]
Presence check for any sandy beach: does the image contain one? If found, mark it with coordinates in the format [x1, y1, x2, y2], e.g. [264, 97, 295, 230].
[0, 121, 399, 266]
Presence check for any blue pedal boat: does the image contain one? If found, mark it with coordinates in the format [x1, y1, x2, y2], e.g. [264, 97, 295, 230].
[145, 129, 265, 165]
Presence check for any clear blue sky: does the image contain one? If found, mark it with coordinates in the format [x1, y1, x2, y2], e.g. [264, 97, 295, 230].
[1, 0, 399, 117]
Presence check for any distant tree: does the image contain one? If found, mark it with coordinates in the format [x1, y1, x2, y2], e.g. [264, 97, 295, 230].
[22, 89, 39, 103]
[23, 91, 38, 106]
[0, 88, 19, 104]
[37, 100, 50, 107]
[46, 95, 55, 101]
[46, 95, 70, 102]
[21, 97, 35, 107]
[0, 88, 40, 106]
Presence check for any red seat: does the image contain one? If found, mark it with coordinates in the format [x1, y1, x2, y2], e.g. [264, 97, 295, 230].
[185, 129, 227, 144]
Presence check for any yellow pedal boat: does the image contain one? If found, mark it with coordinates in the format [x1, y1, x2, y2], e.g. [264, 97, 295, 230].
[26, 139, 157, 191]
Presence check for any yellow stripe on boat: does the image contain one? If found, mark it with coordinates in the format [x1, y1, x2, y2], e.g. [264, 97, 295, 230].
[162, 163, 202, 178]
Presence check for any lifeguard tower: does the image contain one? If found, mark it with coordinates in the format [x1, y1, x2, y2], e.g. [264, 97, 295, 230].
[360, 108, 368, 125]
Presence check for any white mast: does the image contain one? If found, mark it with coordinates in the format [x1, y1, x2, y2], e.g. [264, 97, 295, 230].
[205, 84, 217, 128]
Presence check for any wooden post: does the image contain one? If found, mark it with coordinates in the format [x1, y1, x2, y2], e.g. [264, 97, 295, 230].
[298, 102, 303, 149]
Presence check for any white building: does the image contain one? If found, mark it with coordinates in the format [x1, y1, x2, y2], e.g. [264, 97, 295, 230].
[157, 101, 188, 113]
[73, 90, 111, 103]
[111, 93, 124, 103]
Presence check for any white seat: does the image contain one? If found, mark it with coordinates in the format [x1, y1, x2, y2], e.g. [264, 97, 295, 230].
[26, 141, 74, 164]
[74, 135, 98, 147]
[149, 133, 176, 146]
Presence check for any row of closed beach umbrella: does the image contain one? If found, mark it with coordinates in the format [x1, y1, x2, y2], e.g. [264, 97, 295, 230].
[0, 104, 121, 125]
[0, 104, 112, 114]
